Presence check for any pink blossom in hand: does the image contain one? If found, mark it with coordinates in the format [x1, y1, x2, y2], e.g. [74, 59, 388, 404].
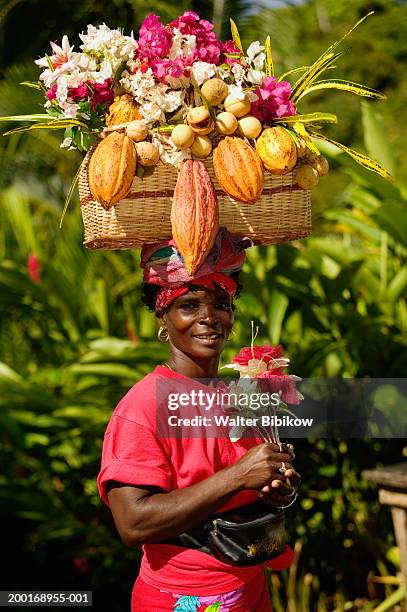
[232, 344, 285, 367]
[251, 76, 296, 123]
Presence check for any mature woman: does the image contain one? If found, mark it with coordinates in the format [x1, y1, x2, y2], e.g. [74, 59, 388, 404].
[97, 230, 301, 611]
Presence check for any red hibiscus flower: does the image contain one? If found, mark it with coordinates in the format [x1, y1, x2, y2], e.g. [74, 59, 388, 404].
[232, 344, 285, 366]
[256, 372, 301, 405]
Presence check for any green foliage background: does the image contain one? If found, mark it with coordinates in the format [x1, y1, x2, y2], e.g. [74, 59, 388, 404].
[0, 0, 406, 610]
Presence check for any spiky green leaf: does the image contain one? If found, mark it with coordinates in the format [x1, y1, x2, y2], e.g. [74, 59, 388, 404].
[309, 130, 393, 181]
[20, 81, 42, 91]
[293, 122, 320, 154]
[291, 12, 374, 103]
[297, 79, 386, 102]
[0, 114, 51, 123]
[59, 163, 83, 229]
[275, 112, 337, 125]
[230, 19, 243, 54]
[264, 35, 274, 77]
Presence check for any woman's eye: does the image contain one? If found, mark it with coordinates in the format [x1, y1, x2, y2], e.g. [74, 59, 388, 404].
[180, 302, 197, 309]
[216, 301, 231, 309]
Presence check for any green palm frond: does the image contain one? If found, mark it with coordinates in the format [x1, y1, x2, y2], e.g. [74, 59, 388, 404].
[309, 129, 393, 180]
[290, 12, 374, 103]
[296, 79, 386, 102]
[275, 112, 337, 126]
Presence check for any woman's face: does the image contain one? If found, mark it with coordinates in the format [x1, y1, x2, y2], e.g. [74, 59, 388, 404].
[160, 287, 234, 359]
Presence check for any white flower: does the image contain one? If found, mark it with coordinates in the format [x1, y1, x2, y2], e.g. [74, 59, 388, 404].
[191, 62, 217, 86]
[216, 65, 230, 80]
[35, 35, 75, 69]
[252, 52, 265, 71]
[246, 68, 265, 85]
[227, 84, 246, 99]
[169, 29, 196, 62]
[152, 132, 191, 168]
[231, 63, 246, 84]
[246, 41, 264, 61]
[60, 137, 75, 150]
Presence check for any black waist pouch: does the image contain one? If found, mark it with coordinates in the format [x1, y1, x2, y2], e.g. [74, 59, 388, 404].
[161, 501, 285, 567]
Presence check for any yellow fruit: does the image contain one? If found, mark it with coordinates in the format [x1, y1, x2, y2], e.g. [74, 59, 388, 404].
[88, 132, 136, 209]
[256, 127, 297, 175]
[215, 112, 238, 135]
[105, 94, 142, 126]
[191, 135, 212, 158]
[295, 164, 319, 189]
[224, 94, 251, 118]
[187, 106, 214, 135]
[309, 154, 329, 176]
[125, 120, 149, 142]
[136, 142, 160, 166]
[213, 136, 264, 204]
[201, 78, 228, 106]
[237, 115, 262, 139]
[171, 124, 195, 149]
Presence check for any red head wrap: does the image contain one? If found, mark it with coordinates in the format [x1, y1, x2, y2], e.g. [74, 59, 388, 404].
[141, 228, 252, 310]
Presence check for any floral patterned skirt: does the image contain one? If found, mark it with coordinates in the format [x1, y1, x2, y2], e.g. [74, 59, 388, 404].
[131, 571, 273, 611]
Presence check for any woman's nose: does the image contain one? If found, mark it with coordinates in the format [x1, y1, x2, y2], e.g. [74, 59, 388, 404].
[198, 305, 218, 324]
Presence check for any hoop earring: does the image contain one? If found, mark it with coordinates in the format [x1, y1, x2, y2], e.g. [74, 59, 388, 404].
[157, 326, 169, 342]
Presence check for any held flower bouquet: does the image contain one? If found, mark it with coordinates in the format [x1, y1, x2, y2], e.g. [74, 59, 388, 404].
[0, 11, 392, 254]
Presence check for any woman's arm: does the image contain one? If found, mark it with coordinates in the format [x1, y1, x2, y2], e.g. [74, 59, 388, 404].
[107, 442, 299, 547]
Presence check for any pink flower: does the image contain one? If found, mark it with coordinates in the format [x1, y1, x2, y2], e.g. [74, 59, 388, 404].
[138, 14, 172, 59]
[90, 79, 114, 111]
[251, 76, 296, 123]
[27, 253, 41, 284]
[256, 372, 301, 405]
[46, 84, 57, 101]
[232, 344, 285, 367]
[170, 11, 222, 65]
[150, 57, 185, 80]
[220, 40, 241, 65]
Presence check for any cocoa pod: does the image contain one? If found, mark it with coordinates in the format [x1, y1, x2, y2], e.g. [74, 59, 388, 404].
[213, 136, 264, 204]
[105, 94, 142, 126]
[256, 127, 297, 175]
[171, 160, 219, 275]
[88, 132, 136, 209]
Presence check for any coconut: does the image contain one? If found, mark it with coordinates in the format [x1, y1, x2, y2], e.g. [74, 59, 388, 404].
[187, 107, 214, 135]
[201, 78, 228, 106]
[215, 112, 238, 135]
[191, 135, 212, 158]
[224, 94, 251, 118]
[125, 120, 149, 142]
[171, 124, 195, 149]
[136, 142, 160, 167]
[295, 164, 319, 189]
[237, 115, 262, 139]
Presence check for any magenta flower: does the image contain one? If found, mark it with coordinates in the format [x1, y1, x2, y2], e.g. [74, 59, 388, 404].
[138, 14, 172, 59]
[220, 39, 241, 65]
[69, 82, 89, 102]
[150, 58, 185, 80]
[27, 253, 41, 284]
[46, 84, 57, 101]
[170, 11, 222, 65]
[90, 79, 114, 110]
[251, 76, 296, 123]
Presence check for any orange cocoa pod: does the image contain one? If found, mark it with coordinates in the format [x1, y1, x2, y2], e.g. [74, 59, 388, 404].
[256, 127, 297, 175]
[105, 94, 142, 126]
[88, 132, 137, 210]
[213, 136, 264, 204]
[171, 160, 219, 275]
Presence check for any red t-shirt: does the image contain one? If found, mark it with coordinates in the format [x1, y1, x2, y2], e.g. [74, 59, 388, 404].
[97, 365, 293, 595]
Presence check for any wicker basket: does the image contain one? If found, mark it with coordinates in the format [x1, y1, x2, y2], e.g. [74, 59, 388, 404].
[79, 151, 311, 250]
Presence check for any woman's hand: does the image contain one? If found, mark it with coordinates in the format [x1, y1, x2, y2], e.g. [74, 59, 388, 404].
[232, 442, 295, 490]
[257, 467, 301, 508]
